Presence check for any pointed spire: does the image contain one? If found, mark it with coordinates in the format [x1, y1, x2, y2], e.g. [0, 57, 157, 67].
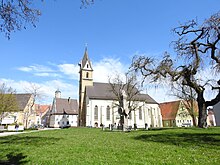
[85, 43, 88, 52]
[81, 44, 93, 70]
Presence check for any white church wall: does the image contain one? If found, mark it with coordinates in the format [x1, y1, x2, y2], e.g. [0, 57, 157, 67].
[86, 99, 163, 128]
[86, 99, 117, 127]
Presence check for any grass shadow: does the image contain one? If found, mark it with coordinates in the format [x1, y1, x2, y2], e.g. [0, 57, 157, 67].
[0, 135, 61, 146]
[0, 135, 62, 163]
[134, 132, 220, 148]
[0, 152, 28, 165]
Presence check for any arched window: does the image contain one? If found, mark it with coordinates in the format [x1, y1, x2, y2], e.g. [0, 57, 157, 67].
[139, 106, 142, 120]
[86, 72, 89, 78]
[94, 105, 98, 120]
[106, 106, 110, 120]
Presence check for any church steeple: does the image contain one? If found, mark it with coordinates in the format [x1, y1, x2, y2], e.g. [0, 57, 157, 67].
[78, 46, 93, 126]
[80, 46, 93, 71]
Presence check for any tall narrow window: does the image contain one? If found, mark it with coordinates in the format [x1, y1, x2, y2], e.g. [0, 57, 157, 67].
[106, 106, 110, 120]
[94, 105, 98, 120]
[139, 106, 142, 120]
[86, 72, 89, 78]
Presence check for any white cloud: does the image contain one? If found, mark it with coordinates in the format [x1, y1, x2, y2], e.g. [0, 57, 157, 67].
[93, 58, 128, 82]
[34, 72, 62, 78]
[17, 63, 79, 80]
[58, 64, 79, 80]
[17, 67, 33, 72]
[17, 64, 54, 73]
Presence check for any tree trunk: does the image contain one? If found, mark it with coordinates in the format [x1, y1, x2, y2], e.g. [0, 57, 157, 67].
[192, 115, 197, 127]
[197, 94, 207, 128]
[123, 115, 128, 131]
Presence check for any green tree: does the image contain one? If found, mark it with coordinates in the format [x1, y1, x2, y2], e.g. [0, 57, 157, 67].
[131, 12, 220, 128]
[0, 83, 19, 124]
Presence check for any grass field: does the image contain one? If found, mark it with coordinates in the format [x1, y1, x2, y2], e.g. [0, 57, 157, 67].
[0, 127, 219, 164]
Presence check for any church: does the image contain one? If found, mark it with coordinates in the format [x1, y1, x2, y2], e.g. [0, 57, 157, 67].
[78, 48, 163, 129]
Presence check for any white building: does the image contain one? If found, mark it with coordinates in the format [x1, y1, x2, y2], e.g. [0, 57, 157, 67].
[213, 102, 220, 126]
[49, 90, 78, 128]
[78, 48, 163, 129]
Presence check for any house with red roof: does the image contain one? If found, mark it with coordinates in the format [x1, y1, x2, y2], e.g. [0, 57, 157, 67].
[35, 104, 51, 126]
[159, 100, 198, 127]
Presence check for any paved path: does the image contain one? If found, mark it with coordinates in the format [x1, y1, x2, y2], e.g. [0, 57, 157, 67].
[0, 128, 60, 137]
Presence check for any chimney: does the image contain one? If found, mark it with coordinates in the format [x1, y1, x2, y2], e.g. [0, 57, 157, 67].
[55, 89, 61, 98]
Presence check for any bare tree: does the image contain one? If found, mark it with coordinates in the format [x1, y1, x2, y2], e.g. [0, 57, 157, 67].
[131, 12, 220, 128]
[0, 0, 41, 39]
[81, 0, 94, 7]
[0, 83, 19, 124]
[109, 73, 142, 131]
[0, 0, 99, 39]
[23, 83, 44, 128]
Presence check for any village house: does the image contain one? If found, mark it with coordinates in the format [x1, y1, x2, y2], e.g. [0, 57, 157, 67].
[1, 93, 35, 128]
[35, 104, 51, 127]
[49, 90, 78, 128]
[159, 100, 198, 127]
[160, 100, 218, 127]
[78, 49, 163, 129]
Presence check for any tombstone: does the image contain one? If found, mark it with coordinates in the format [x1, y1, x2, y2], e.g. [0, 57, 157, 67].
[145, 123, 148, 130]
[134, 124, 137, 130]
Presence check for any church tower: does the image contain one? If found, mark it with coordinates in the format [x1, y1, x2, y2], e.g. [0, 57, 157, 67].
[78, 47, 93, 126]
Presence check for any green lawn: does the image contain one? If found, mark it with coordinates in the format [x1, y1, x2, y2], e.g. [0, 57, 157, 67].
[0, 127, 219, 164]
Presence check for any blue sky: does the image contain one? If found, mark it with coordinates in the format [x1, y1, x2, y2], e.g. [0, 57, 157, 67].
[1, 0, 219, 104]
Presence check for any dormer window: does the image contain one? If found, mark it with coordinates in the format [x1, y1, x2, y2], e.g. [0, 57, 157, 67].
[87, 64, 89, 68]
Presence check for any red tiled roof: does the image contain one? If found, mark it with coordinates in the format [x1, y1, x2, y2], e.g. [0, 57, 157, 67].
[35, 104, 50, 116]
[160, 100, 199, 120]
[159, 100, 180, 120]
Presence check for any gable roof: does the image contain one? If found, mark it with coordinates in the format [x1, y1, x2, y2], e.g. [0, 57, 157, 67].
[15, 94, 32, 110]
[159, 100, 199, 120]
[159, 100, 180, 120]
[86, 82, 158, 104]
[35, 104, 51, 116]
[54, 98, 78, 115]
